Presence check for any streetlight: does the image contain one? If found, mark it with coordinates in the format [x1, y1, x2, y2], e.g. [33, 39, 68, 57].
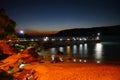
[19, 30, 25, 40]
[97, 33, 100, 36]
[20, 30, 24, 34]
[96, 32, 100, 40]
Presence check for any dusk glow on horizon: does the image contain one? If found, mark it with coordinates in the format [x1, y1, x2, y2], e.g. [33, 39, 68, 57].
[0, 0, 120, 33]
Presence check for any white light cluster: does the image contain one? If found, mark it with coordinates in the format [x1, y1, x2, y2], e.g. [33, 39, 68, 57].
[43, 37, 49, 41]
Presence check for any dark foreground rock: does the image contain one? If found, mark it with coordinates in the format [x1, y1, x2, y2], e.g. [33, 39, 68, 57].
[0, 69, 14, 80]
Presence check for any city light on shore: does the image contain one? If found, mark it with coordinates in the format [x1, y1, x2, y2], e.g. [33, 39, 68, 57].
[19, 30, 24, 34]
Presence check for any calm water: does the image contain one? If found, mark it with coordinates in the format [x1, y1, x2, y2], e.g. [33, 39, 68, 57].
[49, 42, 120, 64]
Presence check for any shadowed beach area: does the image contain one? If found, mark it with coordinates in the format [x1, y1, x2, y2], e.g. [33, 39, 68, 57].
[0, 41, 120, 80]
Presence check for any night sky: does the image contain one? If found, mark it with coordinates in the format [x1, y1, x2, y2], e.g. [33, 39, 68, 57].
[0, 0, 120, 33]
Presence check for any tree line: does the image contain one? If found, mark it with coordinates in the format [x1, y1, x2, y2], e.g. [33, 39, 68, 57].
[0, 8, 16, 40]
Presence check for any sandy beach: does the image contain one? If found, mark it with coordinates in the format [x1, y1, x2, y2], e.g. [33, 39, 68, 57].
[21, 62, 120, 80]
[0, 41, 120, 80]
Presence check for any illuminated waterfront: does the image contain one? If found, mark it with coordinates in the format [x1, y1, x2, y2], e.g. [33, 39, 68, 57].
[7, 37, 120, 64]
[0, 40, 120, 80]
[49, 42, 120, 64]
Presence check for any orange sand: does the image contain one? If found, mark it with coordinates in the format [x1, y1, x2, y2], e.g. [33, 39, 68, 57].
[0, 41, 120, 80]
[18, 62, 120, 80]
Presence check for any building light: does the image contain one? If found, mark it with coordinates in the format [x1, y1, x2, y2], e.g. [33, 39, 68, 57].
[96, 36, 100, 40]
[67, 38, 70, 41]
[60, 38, 63, 41]
[97, 33, 100, 36]
[79, 38, 82, 41]
[43, 37, 49, 41]
[52, 38, 55, 41]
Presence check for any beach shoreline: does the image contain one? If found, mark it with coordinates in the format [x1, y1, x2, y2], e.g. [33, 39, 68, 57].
[0, 41, 120, 80]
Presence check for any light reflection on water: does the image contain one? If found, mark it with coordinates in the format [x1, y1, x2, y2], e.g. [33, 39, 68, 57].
[59, 47, 64, 53]
[73, 45, 77, 54]
[79, 44, 83, 56]
[83, 43, 88, 57]
[50, 43, 104, 63]
[66, 46, 71, 55]
[94, 43, 103, 63]
[50, 48, 56, 54]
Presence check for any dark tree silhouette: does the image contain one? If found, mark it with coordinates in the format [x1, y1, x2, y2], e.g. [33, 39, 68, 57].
[0, 8, 16, 39]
